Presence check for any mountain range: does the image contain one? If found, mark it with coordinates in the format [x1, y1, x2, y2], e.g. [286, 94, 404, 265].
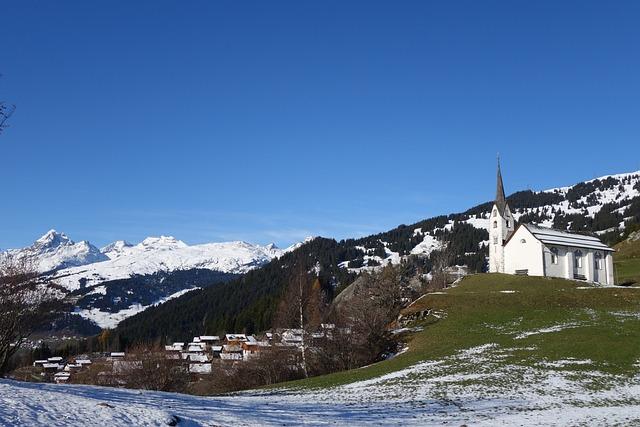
[1, 231, 297, 330]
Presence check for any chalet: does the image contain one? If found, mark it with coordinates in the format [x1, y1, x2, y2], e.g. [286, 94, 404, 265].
[108, 352, 125, 361]
[198, 336, 220, 344]
[42, 363, 61, 372]
[241, 341, 270, 360]
[187, 342, 206, 353]
[279, 329, 303, 347]
[54, 372, 71, 384]
[186, 353, 209, 363]
[225, 334, 248, 344]
[75, 359, 92, 367]
[165, 342, 185, 352]
[220, 344, 243, 360]
[489, 161, 615, 285]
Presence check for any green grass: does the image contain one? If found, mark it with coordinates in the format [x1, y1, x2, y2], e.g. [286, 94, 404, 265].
[616, 259, 640, 284]
[282, 274, 640, 390]
[615, 238, 640, 284]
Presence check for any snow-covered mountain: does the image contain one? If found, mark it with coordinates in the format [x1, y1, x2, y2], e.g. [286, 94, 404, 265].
[1, 230, 109, 272]
[1, 231, 298, 330]
[49, 236, 287, 291]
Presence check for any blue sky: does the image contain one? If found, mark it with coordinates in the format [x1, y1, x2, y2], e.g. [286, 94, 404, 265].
[1, 1, 639, 249]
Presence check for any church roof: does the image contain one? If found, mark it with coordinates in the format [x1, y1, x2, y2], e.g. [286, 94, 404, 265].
[521, 224, 614, 252]
[495, 160, 507, 216]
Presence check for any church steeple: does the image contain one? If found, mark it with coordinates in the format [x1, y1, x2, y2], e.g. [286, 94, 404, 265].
[489, 156, 514, 274]
[495, 156, 507, 216]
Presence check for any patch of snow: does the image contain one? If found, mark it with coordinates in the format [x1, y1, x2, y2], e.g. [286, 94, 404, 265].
[410, 234, 442, 256]
[514, 322, 581, 340]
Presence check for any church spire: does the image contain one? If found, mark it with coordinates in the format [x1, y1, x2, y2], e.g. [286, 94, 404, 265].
[495, 155, 507, 215]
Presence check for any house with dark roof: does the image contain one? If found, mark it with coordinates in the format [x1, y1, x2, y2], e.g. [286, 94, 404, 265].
[489, 160, 615, 285]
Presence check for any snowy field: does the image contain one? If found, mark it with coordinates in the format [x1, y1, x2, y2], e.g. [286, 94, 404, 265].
[2, 341, 639, 426]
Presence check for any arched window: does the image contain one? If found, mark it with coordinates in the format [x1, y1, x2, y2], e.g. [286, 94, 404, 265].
[493, 209, 497, 217]
[550, 247, 558, 264]
[595, 252, 603, 270]
[574, 250, 583, 268]
[506, 220, 510, 227]
[520, 238, 526, 244]
[493, 221, 497, 228]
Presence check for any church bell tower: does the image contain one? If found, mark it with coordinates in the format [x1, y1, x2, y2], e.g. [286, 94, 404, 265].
[489, 158, 515, 273]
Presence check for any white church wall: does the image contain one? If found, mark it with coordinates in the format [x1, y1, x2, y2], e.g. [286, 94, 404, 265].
[504, 226, 544, 276]
[542, 245, 567, 279]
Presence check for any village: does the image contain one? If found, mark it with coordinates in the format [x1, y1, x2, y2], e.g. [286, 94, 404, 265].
[24, 325, 340, 386]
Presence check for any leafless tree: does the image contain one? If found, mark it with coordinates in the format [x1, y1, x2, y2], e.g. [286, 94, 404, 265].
[274, 270, 326, 378]
[428, 240, 455, 291]
[118, 343, 188, 392]
[0, 255, 60, 375]
[337, 264, 410, 364]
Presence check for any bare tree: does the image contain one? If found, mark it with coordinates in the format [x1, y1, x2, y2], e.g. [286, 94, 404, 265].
[0, 255, 60, 375]
[274, 271, 326, 378]
[428, 240, 455, 291]
[117, 343, 188, 392]
[337, 264, 410, 364]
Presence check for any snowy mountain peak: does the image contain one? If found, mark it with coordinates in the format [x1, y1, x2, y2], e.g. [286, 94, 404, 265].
[138, 236, 188, 250]
[100, 240, 134, 259]
[2, 230, 109, 272]
[35, 229, 72, 248]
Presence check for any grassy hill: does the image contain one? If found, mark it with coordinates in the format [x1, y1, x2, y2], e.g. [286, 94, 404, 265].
[284, 273, 640, 390]
[615, 233, 640, 285]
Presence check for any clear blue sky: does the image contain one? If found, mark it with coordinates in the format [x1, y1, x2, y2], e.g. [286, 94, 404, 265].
[1, 1, 639, 249]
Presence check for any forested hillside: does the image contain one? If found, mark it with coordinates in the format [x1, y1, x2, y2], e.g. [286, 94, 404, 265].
[110, 171, 640, 346]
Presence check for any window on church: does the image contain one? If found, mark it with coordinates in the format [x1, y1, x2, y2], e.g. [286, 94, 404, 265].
[493, 221, 497, 228]
[493, 210, 497, 217]
[493, 236, 498, 245]
[506, 220, 510, 227]
[550, 247, 558, 264]
[520, 239, 526, 244]
[595, 252, 602, 270]
[574, 250, 583, 268]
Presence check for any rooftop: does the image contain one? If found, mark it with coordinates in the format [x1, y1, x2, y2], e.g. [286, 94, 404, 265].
[523, 224, 614, 252]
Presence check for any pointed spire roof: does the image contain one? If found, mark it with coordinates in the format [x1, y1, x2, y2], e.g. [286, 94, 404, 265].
[495, 156, 507, 216]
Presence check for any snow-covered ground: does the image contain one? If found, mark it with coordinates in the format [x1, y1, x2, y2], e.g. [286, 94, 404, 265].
[2, 341, 638, 426]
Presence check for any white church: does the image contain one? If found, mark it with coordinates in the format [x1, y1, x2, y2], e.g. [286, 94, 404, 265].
[489, 163, 615, 285]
